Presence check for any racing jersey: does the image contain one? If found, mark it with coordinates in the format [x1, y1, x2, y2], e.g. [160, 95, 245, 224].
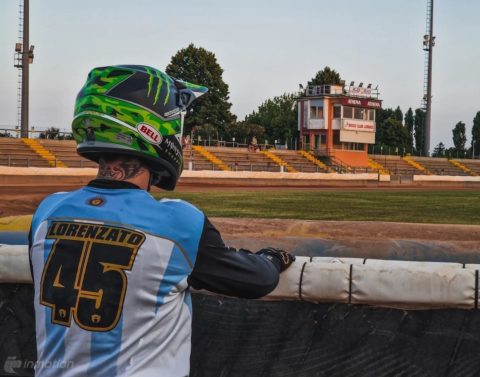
[29, 179, 281, 377]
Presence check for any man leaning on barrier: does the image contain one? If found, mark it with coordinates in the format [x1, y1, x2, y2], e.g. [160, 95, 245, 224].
[28, 65, 295, 377]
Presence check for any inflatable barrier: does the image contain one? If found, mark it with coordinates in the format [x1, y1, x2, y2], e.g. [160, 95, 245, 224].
[1, 244, 480, 310]
[2, 233, 480, 375]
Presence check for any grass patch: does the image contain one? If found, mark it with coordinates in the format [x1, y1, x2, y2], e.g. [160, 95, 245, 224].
[154, 190, 480, 224]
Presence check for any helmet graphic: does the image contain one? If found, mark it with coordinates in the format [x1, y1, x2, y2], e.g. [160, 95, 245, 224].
[72, 65, 208, 190]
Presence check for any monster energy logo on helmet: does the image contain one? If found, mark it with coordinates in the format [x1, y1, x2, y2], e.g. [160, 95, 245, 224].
[72, 65, 207, 190]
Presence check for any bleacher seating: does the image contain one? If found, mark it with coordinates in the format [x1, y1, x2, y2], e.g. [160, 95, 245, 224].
[272, 150, 329, 173]
[201, 147, 281, 172]
[38, 139, 97, 168]
[411, 157, 470, 176]
[183, 146, 217, 170]
[1, 137, 480, 177]
[370, 155, 425, 175]
[455, 159, 480, 175]
[0, 138, 50, 167]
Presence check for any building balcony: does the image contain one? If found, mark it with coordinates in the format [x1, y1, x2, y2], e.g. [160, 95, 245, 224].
[307, 119, 325, 129]
[305, 85, 344, 97]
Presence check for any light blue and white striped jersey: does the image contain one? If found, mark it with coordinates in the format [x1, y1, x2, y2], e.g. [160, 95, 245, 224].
[30, 183, 204, 377]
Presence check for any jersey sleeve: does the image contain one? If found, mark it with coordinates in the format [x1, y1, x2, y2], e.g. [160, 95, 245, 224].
[187, 217, 280, 299]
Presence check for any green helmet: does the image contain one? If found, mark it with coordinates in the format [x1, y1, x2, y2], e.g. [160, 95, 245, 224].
[72, 65, 207, 190]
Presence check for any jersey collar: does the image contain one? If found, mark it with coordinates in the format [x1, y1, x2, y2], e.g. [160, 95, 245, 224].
[87, 179, 141, 190]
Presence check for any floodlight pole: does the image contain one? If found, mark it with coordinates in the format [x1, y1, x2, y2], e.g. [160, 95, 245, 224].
[424, 0, 434, 156]
[20, 0, 30, 138]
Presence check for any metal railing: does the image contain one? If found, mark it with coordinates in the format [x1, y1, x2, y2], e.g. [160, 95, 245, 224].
[0, 156, 96, 168]
[0, 128, 74, 139]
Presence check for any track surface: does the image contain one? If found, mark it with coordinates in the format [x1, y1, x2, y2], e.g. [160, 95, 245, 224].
[1, 183, 479, 242]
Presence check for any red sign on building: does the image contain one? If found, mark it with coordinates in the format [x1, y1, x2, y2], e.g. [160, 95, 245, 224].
[341, 97, 381, 109]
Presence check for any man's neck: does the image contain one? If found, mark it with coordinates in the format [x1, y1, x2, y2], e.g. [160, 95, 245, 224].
[97, 157, 151, 190]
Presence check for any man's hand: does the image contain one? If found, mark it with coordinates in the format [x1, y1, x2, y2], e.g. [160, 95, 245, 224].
[257, 247, 295, 272]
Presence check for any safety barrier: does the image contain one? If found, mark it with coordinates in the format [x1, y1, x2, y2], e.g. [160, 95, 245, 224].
[2, 244, 479, 310]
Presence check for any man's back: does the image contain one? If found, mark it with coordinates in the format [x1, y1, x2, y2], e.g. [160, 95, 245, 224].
[30, 182, 203, 376]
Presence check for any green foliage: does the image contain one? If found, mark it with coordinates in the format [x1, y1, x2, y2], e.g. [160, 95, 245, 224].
[375, 118, 412, 153]
[374, 108, 412, 153]
[223, 122, 265, 144]
[471, 111, 480, 158]
[155, 190, 480, 224]
[404, 108, 414, 138]
[192, 124, 218, 141]
[452, 121, 467, 153]
[166, 44, 235, 135]
[432, 142, 445, 157]
[376, 108, 395, 126]
[307, 66, 342, 86]
[245, 93, 298, 146]
[393, 106, 403, 123]
[414, 108, 426, 155]
[39, 127, 72, 140]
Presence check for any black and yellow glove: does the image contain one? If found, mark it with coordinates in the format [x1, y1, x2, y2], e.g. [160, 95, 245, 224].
[257, 247, 295, 272]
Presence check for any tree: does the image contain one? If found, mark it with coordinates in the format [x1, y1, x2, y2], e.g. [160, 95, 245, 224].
[452, 121, 467, 155]
[404, 108, 414, 140]
[191, 124, 218, 142]
[245, 93, 298, 147]
[224, 122, 265, 144]
[166, 44, 235, 136]
[376, 108, 395, 127]
[393, 106, 403, 123]
[307, 66, 342, 86]
[375, 118, 411, 154]
[414, 108, 426, 155]
[38, 127, 73, 140]
[374, 108, 412, 154]
[432, 142, 445, 157]
[471, 111, 480, 158]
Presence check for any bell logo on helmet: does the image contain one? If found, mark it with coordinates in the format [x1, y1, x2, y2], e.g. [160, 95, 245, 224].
[137, 123, 163, 145]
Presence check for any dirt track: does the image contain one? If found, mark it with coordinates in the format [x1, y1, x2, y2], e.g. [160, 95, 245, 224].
[2, 183, 480, 241]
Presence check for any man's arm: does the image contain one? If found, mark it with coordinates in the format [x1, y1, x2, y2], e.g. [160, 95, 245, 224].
[187, 217, 294, 299]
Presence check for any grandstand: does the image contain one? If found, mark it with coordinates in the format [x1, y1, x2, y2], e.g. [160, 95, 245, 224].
[272, 150, 330, 173]
[1, 137, 480, 177]
[412, 156, 470, 176]
[0, 137, 51, 167]
[38, 139, 97, 167]
[185, 146, 327, 172]
[370, 155, 426, 175]
[451, 159, 480, 176]
[0, 138, 96, 167]
[201, 146, 284, 172]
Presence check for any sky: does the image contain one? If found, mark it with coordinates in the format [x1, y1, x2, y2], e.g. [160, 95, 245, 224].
[1, 0, 479, 149]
